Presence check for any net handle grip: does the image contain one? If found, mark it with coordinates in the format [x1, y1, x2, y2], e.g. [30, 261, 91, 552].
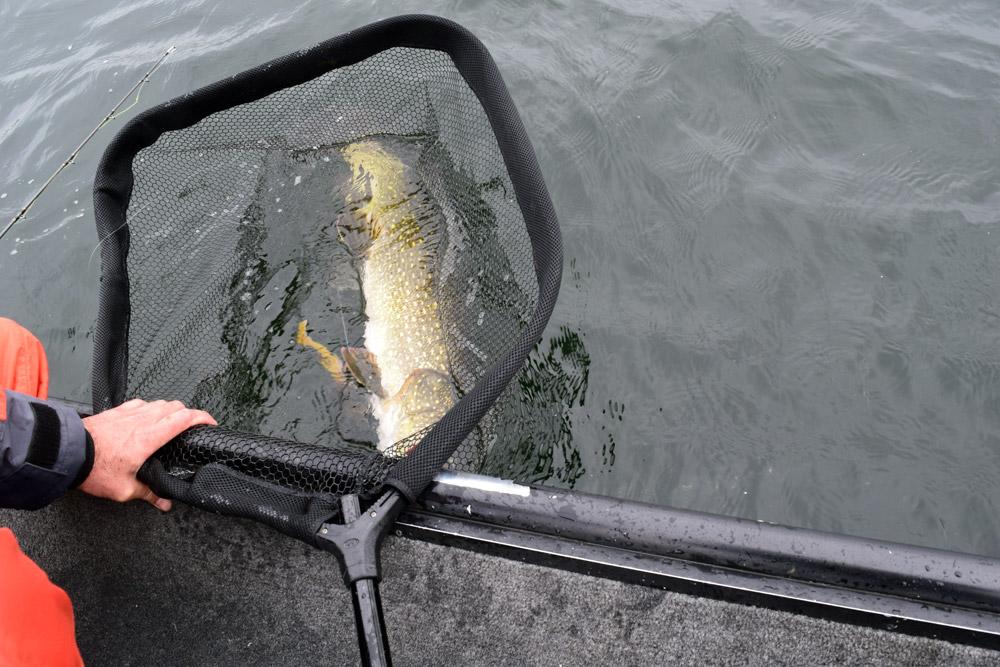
[138, 444, 343, 546]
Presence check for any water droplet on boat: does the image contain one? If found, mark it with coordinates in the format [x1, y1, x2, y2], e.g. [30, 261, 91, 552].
[294, 176, 302, 185]
[0, 193, 6, 199]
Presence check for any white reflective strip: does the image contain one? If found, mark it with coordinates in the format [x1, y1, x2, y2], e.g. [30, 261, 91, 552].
[433, 471, 531, 497]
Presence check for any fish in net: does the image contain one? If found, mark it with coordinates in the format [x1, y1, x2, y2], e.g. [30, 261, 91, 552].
[91, 15, 561, 664]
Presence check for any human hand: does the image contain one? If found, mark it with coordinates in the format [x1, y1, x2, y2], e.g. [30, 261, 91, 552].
[80, 399, 217, 511]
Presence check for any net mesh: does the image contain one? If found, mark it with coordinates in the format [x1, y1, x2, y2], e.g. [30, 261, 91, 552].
[92, 17, 560, 522]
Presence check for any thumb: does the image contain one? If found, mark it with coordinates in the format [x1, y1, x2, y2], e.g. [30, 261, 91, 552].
[137, 485, 172, 512]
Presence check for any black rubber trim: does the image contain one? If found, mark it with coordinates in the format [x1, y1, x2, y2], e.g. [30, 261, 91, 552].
[382, 478, 418, 505]
[26, 402, 61, 471]
[398, 477, 1000, 650]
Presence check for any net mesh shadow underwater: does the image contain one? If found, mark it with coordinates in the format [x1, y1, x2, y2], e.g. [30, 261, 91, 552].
[92, 16, 561, 538]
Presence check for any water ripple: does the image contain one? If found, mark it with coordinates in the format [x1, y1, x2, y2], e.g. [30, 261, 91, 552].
[2, 0, 1000, 556]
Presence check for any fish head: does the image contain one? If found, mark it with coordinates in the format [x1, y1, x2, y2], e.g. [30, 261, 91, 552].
[341, 140, 408, 242]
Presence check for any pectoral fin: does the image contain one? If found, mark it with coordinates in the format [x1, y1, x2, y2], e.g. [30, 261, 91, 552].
[340, 346, 385, 398]
[386, 368, 458, 442]
[296, 320, 346, 383]
[335, 212, 372, 256]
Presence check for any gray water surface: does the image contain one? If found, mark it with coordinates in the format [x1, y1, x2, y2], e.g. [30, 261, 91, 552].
[2, 0, 999, 556]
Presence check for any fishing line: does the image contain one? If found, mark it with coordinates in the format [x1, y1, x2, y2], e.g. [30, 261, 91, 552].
[0, 45, 177, 242]
[334, 225, 356, 345]
[85, 161, 228, 268]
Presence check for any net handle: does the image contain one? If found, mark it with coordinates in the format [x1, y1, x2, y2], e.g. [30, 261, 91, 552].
[141, 424, 392, 495]
[139, 428, 347, 545]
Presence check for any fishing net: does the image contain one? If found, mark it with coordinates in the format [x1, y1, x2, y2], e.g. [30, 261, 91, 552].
[91, 15, 561, 541]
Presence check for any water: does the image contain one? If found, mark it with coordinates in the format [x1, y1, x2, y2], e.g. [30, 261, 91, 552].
[2, 1, 998, 557]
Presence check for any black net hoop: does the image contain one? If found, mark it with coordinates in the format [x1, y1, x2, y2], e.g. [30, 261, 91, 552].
[91, 15, 561, 538]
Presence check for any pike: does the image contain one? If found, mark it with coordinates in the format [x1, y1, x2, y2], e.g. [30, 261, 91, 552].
[297, 140, 457, 454]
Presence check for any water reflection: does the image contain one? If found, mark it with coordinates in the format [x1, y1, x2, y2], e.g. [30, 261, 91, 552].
[483, 326, 600, 487]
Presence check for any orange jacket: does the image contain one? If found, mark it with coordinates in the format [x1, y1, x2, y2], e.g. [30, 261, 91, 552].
[0, 528, 83, 666]
[0, 317, 48, 404]
[0, 318, 85, 665]
[0, 319, 94, 509]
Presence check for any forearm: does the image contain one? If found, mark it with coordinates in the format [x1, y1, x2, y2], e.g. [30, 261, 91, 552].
[0, 390, 94, 510]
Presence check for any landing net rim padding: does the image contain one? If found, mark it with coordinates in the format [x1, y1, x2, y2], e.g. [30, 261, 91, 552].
[92, 14, 562, 508]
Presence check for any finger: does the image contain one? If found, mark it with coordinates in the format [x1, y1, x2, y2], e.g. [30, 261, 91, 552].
[136, 399, 186, 422]
[145, 407, 218, 448]
[137, 485, 171, 512]
[132, 399, 167, 419]
[118, 398, 146, 411]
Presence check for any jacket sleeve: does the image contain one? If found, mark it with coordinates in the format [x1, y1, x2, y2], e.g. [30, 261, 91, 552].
[0, 390, 94, 510]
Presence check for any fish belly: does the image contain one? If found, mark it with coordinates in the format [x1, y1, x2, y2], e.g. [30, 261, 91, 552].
[348, 139, 455, 452]
[363, 241, 454, 451]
